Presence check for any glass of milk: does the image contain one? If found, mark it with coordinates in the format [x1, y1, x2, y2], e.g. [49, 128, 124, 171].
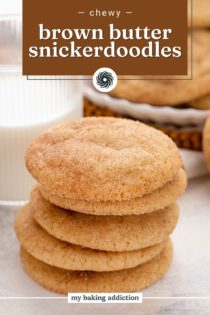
[0, 16, 83, 206]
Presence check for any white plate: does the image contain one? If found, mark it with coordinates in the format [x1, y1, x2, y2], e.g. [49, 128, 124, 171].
[84, 84, 210, 127]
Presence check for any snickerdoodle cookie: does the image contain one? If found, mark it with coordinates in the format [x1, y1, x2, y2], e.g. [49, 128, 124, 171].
[32, 188, 179, 252]
[203, 116, 210, 171]
[110, 31, 210, 106]
[189, 94, 210, 110]
[25, 117, 182, 202]
[39, 169, 186, 216]
[20, 239, 172, 293]
[192, 0, 210, 29]
[15, 204, 167, 272]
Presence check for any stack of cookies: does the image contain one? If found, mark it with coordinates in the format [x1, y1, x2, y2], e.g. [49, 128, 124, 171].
[15, 117, 187, 294]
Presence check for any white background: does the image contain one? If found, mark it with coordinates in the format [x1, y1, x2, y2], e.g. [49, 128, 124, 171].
[0, 0, 21, 14]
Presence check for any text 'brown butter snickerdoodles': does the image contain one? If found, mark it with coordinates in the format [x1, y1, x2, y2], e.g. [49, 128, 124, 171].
[15, 117, 187, 294]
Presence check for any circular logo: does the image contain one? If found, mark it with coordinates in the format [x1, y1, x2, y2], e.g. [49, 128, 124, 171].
[93, 68, 117, 93]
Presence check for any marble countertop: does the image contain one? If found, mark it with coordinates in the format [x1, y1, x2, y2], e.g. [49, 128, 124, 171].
[0, 175, 210, 314]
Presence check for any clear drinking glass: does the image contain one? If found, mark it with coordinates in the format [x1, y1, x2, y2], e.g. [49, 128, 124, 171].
[0, 16, 83, 206]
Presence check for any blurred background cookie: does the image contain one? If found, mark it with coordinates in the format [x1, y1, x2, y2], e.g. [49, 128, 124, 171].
[109, 32, 210, 106]
[192, 0, 210, 29]
[203, 116, 210, 171]
[189, 94, 210, 110]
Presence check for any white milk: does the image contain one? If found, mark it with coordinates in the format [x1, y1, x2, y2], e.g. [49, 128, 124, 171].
[0, 16, 83, 205]
[0, 72, 83, 204]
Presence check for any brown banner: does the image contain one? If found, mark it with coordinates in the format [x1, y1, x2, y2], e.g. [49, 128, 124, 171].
[23, 0, 189, 76]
